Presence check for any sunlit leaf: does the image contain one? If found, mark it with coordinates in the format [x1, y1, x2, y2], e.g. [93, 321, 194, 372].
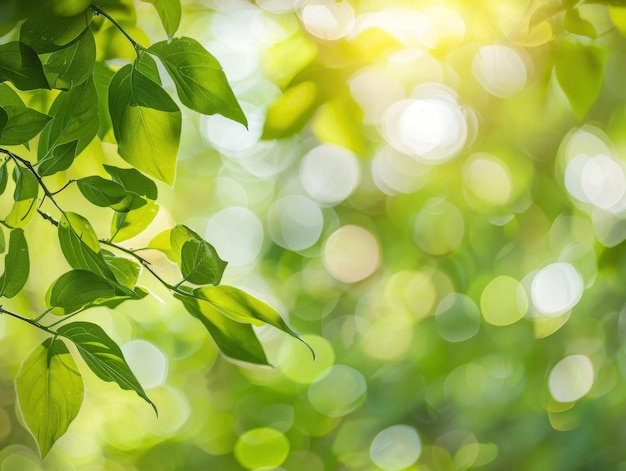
[176, 292, 269, 365]
[0, 100, 52, 146]
[93, 62, 115, 140]
[102, 250, 140, 289]
[20, 10, 92, 53]
[108, 63, 181, 185]
[58, 212, 116, 277]
[564, 8, 596, 38]
[110, 200, 159, 242]
[193, 285, 314, 357]
[16, 338, 83, 458]
[45, 28, 96, 89]
[555, 41, 605, 119]
[263, 81, 318, 139]
[0, 228, 29, 298]
[148, 38, 247, 126]
[5, 165, 38, 228]
[58, 322, 157, 414]
[37, 76, 99, 169]
[0, 42, 49, 90]
[140, 0, 181, 38]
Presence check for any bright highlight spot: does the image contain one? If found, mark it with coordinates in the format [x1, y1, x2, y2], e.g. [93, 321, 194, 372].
[122, 340, 168, 389]
[481, 276, 527, 326]
[370, 425, 422, 470]
[581, 155, 626, 211]
[382, 87, 467, 163]
[323, 225, 380, 283]
[531, 262, 584, 316]
[436, 293, 481, 342]
[463, 154, 513, 206]
[299, 144, 361, 204]
[308, 365, 367, 417]
[348, 67, 404, 124]
[372, 145, 430, 194]
[277, 335, 335, 384]
[548, 355, 594, 403]
[234, 427, 290, 470]
[472, 45, 528, 98]
[205, 207, 264, 266]
[414, 198, 464, 256]
[301, 0, 355, 40]
[268, 195, 324, 250]
[200, 102, 264, 157]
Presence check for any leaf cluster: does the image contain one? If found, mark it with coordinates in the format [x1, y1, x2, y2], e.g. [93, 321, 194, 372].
[0, 0, 307, 459]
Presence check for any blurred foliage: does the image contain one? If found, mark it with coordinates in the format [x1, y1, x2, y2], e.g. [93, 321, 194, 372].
[3, 0, 626, 469]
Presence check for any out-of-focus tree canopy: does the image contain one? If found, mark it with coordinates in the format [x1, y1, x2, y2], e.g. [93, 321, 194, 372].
[2, 0, 626, 469]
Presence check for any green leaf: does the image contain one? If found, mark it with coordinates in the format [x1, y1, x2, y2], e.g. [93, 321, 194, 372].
[555, 41, 605, 119]
[193, 285, 314, 358]
[263, 81, 318, 139]
[16, 338, 84, 458]
[76, 175, 144, 211]
[5, 165, 38, 228]
[20, 10, 92, 53]
[564, 8, 597, 38]
[58, 212, 114, 278]
[46, 269, 119, 314]
[148, 38, 247, 127]
[0, 107, 7, 134]
[176, 293, 269, 365]
[0, 106, 51, 146]
[0, 42, 49, 90]
[181, 239, 227, 286]
[93, 62, 115, 139]
[38, 140, 78, 176]
[0, 84, 52, 146]
[103, 165, 158, 200]
[108, 63, 181, 185]
[37, 76, 99, 170]
[0, 228, 29, 298]
[102, 250, 140, 289]
[58, 322, 157, 413]
[110, 200, 159, 242]
[0, 163, 7, 196]
[140, 0, 181, 38]
[0, 228, 5, 254]
[45, 28, 96, 89]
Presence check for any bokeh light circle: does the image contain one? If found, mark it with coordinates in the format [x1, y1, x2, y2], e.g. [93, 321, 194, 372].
[308, 365, 367, 417]
[300, 0, 355, 40]
[472, 45, 528, 98]
[121, 340, 168, 389]
[382, 95, 467, 163]
[530, 262, 583, 316]
[370, 425, 422, 470]
[323, 225, 381, 283]
[548, 355, 594, 403]
[436, 293, 481, 342]
[267, 195, 324, 250]
[299, 144, 361, 204]
[481, 276, 528, 326]
[205, 207, 264, 266]
[463, 153, 513, 206]
[234, 427, 290, 470]
[414, 198, 464, 255]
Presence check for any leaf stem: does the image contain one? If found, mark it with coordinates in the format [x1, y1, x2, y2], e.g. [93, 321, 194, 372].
[0, 148, 65, 215]
[90, 4, 143, 51]
[0, 305, 56, 336]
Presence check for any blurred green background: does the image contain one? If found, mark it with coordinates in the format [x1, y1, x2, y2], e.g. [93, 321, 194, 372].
[3, 0, 626, 469]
